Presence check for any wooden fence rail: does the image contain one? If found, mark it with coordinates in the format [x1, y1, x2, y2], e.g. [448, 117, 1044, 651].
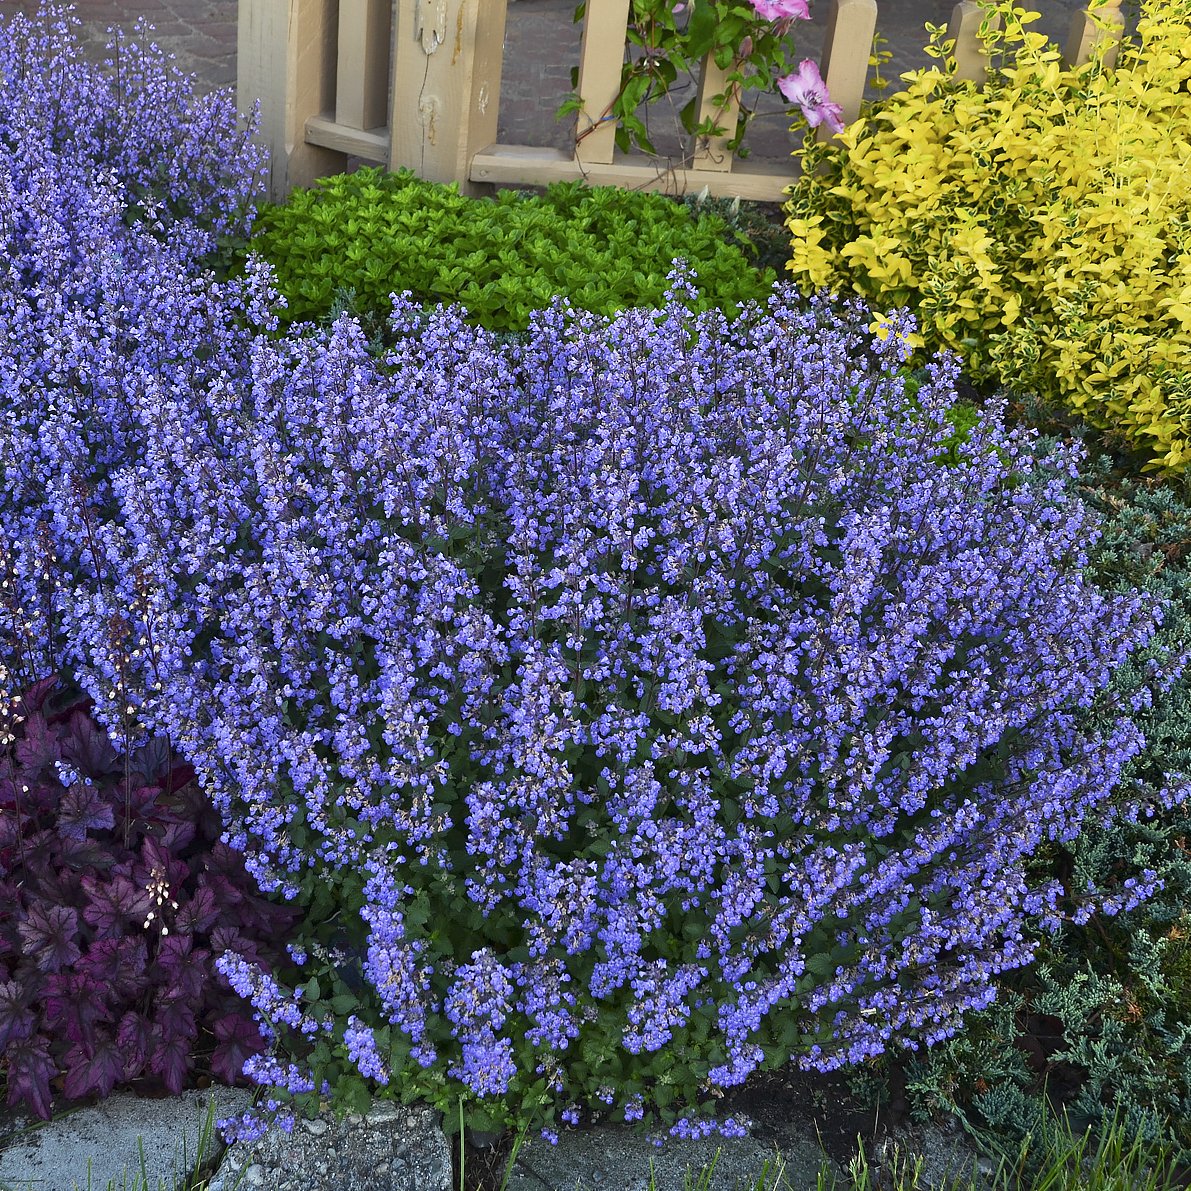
[237, 0, 1126, 205]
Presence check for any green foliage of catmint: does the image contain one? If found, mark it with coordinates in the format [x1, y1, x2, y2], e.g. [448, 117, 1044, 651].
[243, 168, 777, 336]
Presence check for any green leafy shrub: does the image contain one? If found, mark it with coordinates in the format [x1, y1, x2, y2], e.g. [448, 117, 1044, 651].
[849, 449, 1191, 1176]
[246, 167, 777, 335]
[782, 0, 1191, 473]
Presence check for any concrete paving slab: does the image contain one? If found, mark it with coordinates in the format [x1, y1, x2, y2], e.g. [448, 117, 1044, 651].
[0, 1086, 253, 1191]
[207, 1100, 452, 1191]
[501, 1118, 844, 1191]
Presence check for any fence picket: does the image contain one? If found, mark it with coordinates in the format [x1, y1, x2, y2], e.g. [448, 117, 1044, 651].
[574, 0, 634, 167]
[386, 0, 507, 195]
[818, 0, 878, 140]
[691, 52, 740, 173]
[336, 0, 391, 130]
[947, 1, 1000, 83]
[1066, 0, 1125, 68]
[239, 0, 345, 197]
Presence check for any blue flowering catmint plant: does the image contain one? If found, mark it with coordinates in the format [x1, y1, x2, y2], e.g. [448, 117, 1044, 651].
[40, 261, 1175, 1143]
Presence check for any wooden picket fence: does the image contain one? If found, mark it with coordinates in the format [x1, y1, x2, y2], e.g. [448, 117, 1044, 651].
[237, 0, 1126, 205]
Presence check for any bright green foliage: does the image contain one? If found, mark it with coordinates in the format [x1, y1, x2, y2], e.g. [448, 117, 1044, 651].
[850, 450, 1191, 1175]
[782, 0, 1191, 473]
[246, 167, 777, 335]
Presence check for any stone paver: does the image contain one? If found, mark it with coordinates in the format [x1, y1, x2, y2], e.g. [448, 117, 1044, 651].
[0, 1086, 252, 1191]
[501, 1117, 846, 1190]
[207, 1101, 451, 1191]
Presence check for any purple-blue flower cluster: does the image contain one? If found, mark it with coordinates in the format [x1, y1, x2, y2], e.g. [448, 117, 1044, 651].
[0, 1, 1176, 1143]
[0, 1, 265, 705]
[46, 273, 1166, 1134]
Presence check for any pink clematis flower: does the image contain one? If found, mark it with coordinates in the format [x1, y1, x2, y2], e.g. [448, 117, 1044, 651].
[748, 0, 810, 21]
[777, 58, 845, 133]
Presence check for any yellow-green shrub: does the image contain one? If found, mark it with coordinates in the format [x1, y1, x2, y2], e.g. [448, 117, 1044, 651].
[782, 1, 1191, 473]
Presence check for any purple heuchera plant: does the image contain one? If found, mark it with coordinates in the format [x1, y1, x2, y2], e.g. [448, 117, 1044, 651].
[0, 676, 298, 1118]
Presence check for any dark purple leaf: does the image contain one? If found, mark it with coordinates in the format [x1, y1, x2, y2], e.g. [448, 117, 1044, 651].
[156, 819, 196, 853]
[154, 996, 197, 1045]
[116, 936, 150, 993]
[202, 873, 244, 913]
[174, 883, 219, 935]
[153, 935, 209, 1004]
[57, 785, 115, 841]
[6, 1034, 56, 1119]
[209, 927, 260, 969]
[63, 1031, 125, 1100]
[165, 762, 196, 792]
[61, 711, 120, 780]
[127, 735, 172, 783]
[210, 1013, 266, 1084]
[148, 1028, 192, 1094]
[10, 965, 46, 1005]
[204, 841, 250, 883]
[112, 784, 163, 828]
[18, 904, 80, 973]
[81, 873, 152, 940]
[0, 777, 57, 815]
[0, 798, 30, 845]
[164, 780, 212, 834]
[77, 937, 148, 1000]
[27, 860, 83, 907]
[116, 1010, 152, 1079]
[17, 675, 62, 715]
[0, 980, 36, 1049]
[55, 833, 117, 871]
[14, 712, 61, 776]
[44, 971, 110, 1046]
[246, 894, 301, 938]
